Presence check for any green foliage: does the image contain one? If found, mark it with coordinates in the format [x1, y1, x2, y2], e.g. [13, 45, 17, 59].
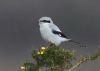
[20, 45, 100, 71]
[90, 48, 100, 60]
[32, 46, 75, 70]
[21, 62, 39, 71]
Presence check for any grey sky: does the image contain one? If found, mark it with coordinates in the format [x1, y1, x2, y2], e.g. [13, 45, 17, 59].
[0, 0, 99, 71]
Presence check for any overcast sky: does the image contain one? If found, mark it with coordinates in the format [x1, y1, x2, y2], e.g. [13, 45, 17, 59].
[0, 0, 99, 71]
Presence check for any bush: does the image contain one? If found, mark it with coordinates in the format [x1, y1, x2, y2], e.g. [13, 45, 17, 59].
[20, 45, 100, 71]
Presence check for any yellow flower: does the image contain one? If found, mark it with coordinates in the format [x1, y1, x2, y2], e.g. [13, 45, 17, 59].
[41, 47, 46, 50]
[36, 46, 48, 55]
[37, 52, 41, 54]
[40, 51, 44, 54]
[37, 51, 44, 55]
[20, 65, 25, 70]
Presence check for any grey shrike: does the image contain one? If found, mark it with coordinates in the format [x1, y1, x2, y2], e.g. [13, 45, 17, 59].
[39, 17, 81, 46]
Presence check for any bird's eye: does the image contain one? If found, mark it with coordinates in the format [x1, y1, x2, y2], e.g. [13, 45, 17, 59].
[40, 20, 50, 23]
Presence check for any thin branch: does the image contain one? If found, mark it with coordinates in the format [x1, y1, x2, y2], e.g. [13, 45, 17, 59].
[67, 57, 89, 71]
[66, 48, 100, 71]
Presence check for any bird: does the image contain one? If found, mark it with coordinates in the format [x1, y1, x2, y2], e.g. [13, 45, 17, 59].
[38, 16, 81, 46]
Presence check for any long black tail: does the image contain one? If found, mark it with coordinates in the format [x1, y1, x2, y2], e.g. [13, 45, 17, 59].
[69, 40, 86, 47]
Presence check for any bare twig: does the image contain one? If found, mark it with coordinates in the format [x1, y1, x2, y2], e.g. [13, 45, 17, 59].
[67, 57, 89, 71]
[66, 48, 100, 71]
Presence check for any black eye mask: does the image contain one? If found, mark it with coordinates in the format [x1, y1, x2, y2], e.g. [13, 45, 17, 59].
[40, 20, 50, 23]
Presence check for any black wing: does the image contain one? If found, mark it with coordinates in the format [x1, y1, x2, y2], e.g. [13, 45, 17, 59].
[52, 30, 68, 38]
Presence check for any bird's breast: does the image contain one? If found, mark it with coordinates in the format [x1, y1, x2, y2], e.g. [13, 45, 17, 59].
[39, 24, 52, 41]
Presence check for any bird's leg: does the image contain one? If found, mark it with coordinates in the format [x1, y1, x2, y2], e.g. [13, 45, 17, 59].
[49, 43, 56, 48]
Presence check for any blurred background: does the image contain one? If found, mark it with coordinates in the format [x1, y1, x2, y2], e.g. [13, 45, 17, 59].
[0, 0, 99, 71]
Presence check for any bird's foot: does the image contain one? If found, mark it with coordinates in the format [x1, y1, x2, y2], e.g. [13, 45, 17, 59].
[49, 43, 57, 48]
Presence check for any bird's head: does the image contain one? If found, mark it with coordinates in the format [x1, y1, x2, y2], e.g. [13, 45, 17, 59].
[39, 17, 53, 24]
